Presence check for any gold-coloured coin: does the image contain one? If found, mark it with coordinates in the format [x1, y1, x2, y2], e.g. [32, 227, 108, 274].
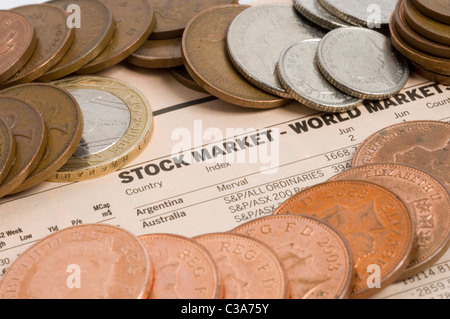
[0, 117, 15, 185]
[0, 97, 47, 199]
[76, 0, 156, 74]
[0, 84, 83, 193]
[127, 38, 184, 69]
[50, 76, 154, 182]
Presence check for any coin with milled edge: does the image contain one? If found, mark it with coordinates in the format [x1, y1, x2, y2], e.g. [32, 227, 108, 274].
[232, 214, 353, 299]
[410, 0, 450, 24]
[0, 117, 15, 184]
[128, 38, 183, 69]
[139, 234, 221, 299]
[183, 4, 289, 109]
[316, 27, 410, 100]
[0, 11, 37, 83]
[170, 66, 208, 93]
[294, 0, 351, 30]
[50, 76, 154, 182]
[227, 4, 326, 98]
[0, 224, 153, 299]
[76, 0, 155, 74]
[329, 163, 450, 280]
[39, 0, 116, 82]
[0, 84, 83, 193]
[277, 39, 362, 113]
[0, 97, 47, 199]
[194, 232, 289, 299]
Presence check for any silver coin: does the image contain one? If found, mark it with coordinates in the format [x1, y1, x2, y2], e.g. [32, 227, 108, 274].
[316, 27, 410, 100]
[276, 39, 362, 113]
[227, 4, 326, 98]
[294, 0, 351, 30]
[319, 0, 397, 28]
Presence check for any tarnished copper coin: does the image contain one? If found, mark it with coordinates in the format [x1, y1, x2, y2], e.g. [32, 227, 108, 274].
[39, 0, 116, 82]
[0, 224, 153, 299]
[127, 38, 183, 69]
[0, 117, 15, 184]
[232, 214, 353, 299]
[410, 0, 450, 24]
[77, 0, 155, 74]
[149, 0, 238, 40]
[170, 66, 208, 93]
[410, 62, 450, 85]
[274, 181, 415, 298]
[2, 4, 75, 87]
[138, 233, 221, 299]
[193, 232, 289, 299]
[182, 4, 289, 109]
[0, 97, 46, 199]
[0, 83, 83, 193]
[0, 10, 37, 83]
[329, 164, 450, 280]
[352, 121, 450, 191]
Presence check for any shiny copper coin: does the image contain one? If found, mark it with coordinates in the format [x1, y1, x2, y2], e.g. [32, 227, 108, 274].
[403, 0, 450, 46]
[329, 163, 450, 280]
[410, 0, 450, 24]
[150, 0, 238, 40]
[411, 61, 450, 85]
[0, 11, 37, 83]
[0, 224, 153, 299]
[352, 121, 450, 192]
[127, 38, 183, 69]
[182, 4, 289, 109]
[274, 181, 415, 298]
[77, 0, 155, 74]
[0, 97, 46, 199]
[39, 0, 116, 82]
[0, 117, 15, 184]
[0, 83, 83, 193]
[170, 66, 208, 93]
[193, 232, 289, 299]
[232, 214, 353, 299]
[2, 4, 75, 88]
[138, 233, 221, 299]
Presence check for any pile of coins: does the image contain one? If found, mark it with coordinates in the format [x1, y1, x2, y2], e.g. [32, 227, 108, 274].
[389, 0, 450, 85]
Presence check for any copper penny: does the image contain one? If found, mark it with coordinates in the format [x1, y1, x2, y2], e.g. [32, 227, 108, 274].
[127, 38, 183, 69]
[0, 83, 83, 194]
[170, 66, 208, 93]
[182, 4, 289, 109]
[193, 232, 289, 299]
[0, 97, 47, 199]
[0, 117, 15, 184]
[352, 121, 450, 192]
[410, 61, 450, 85]
[232, 214, 353, 299]
[138, 233, 221, 299]
[410, 0, 450, 24]
[76, 0, 156, 74]
[329, 163, 450, 280]
[0, 10, 37, 83]
[149, 0, 238, 40]
[39, 0, 116, 82]
[274, 181, 415, 298]
[0, 224, 153, 299]
[2, 4, 75, 88]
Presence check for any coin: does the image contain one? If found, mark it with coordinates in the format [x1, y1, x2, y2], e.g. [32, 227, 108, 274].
[39, 0, 116, 82]
[0, 117, 15, 184]
[0, 84, 83, 193]
[50, 76, 154, 182]
[232, 214, 354, 299]
[127, 38, 183, 69]
[0, 11, 37, 83]
[2, 4, 75, 88]
[294, 0, 351, 30]
[318, 0, 397, 28]
[227, 4, 326, 98]
[76, 0, 156, 74]
[410, 62, 450, 85]
[403, 0, 450, 46]
[329, 163, 450, 280]
[193, 232, 289, 299]
[0, 224, 152, 299]
[0, 97, 47, 199]
[276, 39, 363, 113]
[274, 181, 415, 298]
[170, 66, 208, 93]
[183, 4, 289, 109]
[410, 0, 450, 24]
[138, 233, 221, 299]
[316, 27, 410, 100]
[352, 121, 450, 192]
[149, 0, 238, 40]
